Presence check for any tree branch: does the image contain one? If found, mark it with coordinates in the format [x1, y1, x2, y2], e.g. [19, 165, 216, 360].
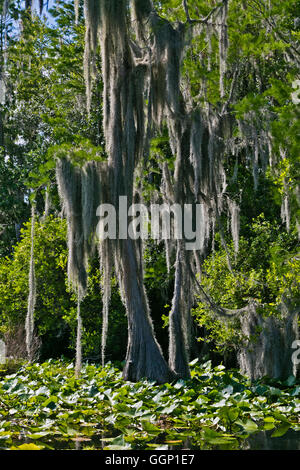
[182, 1, 223, 26]
[221, 65, 240, 116]
[189, 263, 253, 318]
[182, 0, 191, 23]
[190, 263, 299, 321]
[249, 0, 300, 64]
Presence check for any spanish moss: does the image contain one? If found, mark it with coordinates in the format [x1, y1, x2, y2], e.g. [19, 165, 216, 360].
[25, 205, 36, 362]
[75, 289, 82, 378]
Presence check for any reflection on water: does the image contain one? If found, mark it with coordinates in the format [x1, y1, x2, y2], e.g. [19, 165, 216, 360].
[244, 429, 300, 450]
[6, 428, 300, 450]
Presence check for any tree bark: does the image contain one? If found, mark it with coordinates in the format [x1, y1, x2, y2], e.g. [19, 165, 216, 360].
[238, 304, 299, 380]
[168, 241, 191, 379]
[117, 239, 173, 383]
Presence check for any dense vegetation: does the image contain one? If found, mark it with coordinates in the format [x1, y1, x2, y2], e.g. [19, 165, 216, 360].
[0, 359, 300, 450]
[0, 0, 299, 451]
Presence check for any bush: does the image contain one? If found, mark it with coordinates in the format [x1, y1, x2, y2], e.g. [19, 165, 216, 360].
[0, 215, 128, 362]
[193, 214, 300, 354]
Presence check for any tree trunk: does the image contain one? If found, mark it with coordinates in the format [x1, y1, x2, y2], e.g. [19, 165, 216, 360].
[168, 242, 191, 379]
[117, 239, 173, 383]
[238, 304, 299, 380]
[246, 430, 300, 450]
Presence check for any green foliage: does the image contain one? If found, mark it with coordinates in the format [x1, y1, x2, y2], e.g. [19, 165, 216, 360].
[193, 215, 300, 353]
[0, 359, 299, 450]
[0, 216, 72, 357]
[64, 263, 127, 362]
[0, 0, 299, 388]
[0, 149, 30, 257]
[0, 216, 127, 361]
[1, 1, 104, 256]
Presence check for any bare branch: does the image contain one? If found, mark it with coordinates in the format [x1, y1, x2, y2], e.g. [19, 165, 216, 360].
[182, 1, 223, 26]
[221, 65, 240, 116]
[182, 0, 191, 23]
[190, 263, 299, 321]
[189, 263, 252, 318]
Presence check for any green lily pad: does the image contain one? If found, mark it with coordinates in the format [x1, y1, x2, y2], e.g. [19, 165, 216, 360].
[271, 423, 290, 438]
[11, 443, 44, 450]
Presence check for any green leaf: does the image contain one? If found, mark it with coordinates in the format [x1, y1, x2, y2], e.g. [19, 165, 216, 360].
[42, 396, 58, 409]
[240, 420, 258, 433]
[263, 417, 276, 431]
[103, 434, 131, 450]
[174, 380, 185, 389]
[271, 423, 290, 438]
[202, 428, 237, 445]
[189, 358, 199, 366]
[141, 421, 161, 434]
[284, 376, 296, 387]
[272, 412, 291, 424]
[27, 432, 51, 439]
[11, 443, 44, 450]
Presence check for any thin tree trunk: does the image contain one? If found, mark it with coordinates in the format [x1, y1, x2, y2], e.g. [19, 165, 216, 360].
[168, 241, 191, 379]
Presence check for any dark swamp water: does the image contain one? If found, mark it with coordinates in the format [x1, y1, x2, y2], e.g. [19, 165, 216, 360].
[6, 429, 300, 451]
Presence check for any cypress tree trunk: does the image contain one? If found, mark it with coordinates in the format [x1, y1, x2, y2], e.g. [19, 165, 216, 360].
[87, 0, 174, 382]
[117, 239, 173, 383]
[167, 121, 193, 379]
[238, 304, 299, 380]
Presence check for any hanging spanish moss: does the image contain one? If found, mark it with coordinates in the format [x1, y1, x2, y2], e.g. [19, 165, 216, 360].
[75, 289, 82, 378]
[190, 110, 204, 198]
[252, 128, 260, 191]
[56, 158, 87, 298]
[281, 194, 291, 232]
[81, 160, 102, 258]
[0, 75, 5, 106]
[168, 242, 192, 378]
[72, 0, 298, 382]
[42, 184, 51, 221]
[83, 0, 100, 113]
[74, 0, 79, 25]
[228, 198, 240, 254]
[206, 22, 213, 73]
[84, 0, 175, 382]
[164, 239, 171, 274]
[2, 0, 10, 17]
[0, 339, 6, 364]
[56, 157, 109, 368]
[56, 159, 103, 294]
[217, 0, 229, 98]
[99, 239, 112, 367]
[56, 158, 94, 375]
[238, 301, 299, 380]
[25, 205, 36, 362]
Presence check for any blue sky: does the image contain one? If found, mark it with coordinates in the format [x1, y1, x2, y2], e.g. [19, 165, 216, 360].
[23, 0, 57, 25]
